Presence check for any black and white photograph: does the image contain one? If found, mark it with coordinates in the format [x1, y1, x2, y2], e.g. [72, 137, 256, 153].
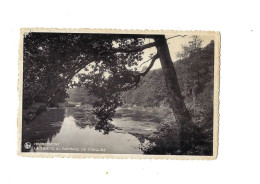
[18, 29, 219, 158]
[2, 0, 260, 183]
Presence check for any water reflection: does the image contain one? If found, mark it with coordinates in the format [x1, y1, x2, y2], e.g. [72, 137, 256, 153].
[66, 106, 115, 133]
[22, 107, 150, 154]
[22, 108, 65, 152]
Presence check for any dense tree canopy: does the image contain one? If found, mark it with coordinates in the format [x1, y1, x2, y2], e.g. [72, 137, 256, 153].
[23, 32, 199, 152]
[23, 33, 159, 125]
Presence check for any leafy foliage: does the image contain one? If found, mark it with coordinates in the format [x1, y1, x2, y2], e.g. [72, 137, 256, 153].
[121, 40, 214, 110]
[121, 41, 215, 154]
[23, 33, 214, 154]
[176, 35, 203, 59]
[23, 32, 154, 129]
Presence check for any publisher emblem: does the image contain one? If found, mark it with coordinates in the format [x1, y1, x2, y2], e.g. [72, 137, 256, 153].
[24, 142, 31, 150]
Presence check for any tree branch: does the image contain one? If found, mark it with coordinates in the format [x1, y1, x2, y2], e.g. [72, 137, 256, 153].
[111, 42, 155, 53]
[118, 54, 159, 91]
[167, 35, 187, 40]
[139, 57, 152, 68]
[47, 63, 91, 106]
[138, 53, 159, 77]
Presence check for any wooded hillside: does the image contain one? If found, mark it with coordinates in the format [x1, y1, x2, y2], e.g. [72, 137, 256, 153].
[120, 41, 214, 115]
[67, 40, 214, 129]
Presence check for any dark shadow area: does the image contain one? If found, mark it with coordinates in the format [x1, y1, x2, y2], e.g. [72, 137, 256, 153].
[21, 108, 65, 152]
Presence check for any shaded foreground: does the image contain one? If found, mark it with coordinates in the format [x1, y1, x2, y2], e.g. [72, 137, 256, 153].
[22, 104, 212, 155]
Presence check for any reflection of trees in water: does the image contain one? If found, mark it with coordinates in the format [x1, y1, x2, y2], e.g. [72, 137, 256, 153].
[67, 107, 96, 129]
[67, 106, 115, 134]
[22, 109, 65, 152]
[94, 121, 115, 134]
[75, 121, 88, 129]
[129, 133, 148, 144]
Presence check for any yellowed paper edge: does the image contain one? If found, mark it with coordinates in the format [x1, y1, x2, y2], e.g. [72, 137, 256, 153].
[17, 28, 220, 160]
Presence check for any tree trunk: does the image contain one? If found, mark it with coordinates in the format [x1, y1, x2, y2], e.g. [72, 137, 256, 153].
[154, 35, 194, 152]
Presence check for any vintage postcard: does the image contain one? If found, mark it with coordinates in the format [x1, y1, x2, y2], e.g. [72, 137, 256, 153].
[18, 28, 220, 159]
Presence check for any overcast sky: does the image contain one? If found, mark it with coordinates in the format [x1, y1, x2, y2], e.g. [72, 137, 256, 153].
[73, 34, 214, 82]
[141, 34, 214, 70]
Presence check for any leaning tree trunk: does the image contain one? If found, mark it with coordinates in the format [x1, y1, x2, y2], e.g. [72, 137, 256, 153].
[154, 35, 194, 152]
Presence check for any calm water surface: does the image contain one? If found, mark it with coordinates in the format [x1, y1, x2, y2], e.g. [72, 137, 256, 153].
[22, 107, 155, 154]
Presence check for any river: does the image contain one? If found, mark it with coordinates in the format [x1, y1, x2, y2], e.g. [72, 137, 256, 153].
[22, 105, 160, 154]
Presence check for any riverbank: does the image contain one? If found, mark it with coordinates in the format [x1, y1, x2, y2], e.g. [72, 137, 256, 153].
[23, 102, 177, 142]
[23, 102, 213, 155]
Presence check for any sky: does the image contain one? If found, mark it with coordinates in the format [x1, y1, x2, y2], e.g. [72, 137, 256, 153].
[72, 34, 214, 82]
[141, 34, 214, 70]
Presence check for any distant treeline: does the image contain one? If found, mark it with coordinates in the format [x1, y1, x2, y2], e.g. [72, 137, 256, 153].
[121, 41, 214, 110]
[67, 41, 214, 116]
[66, 87, 96, 104]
